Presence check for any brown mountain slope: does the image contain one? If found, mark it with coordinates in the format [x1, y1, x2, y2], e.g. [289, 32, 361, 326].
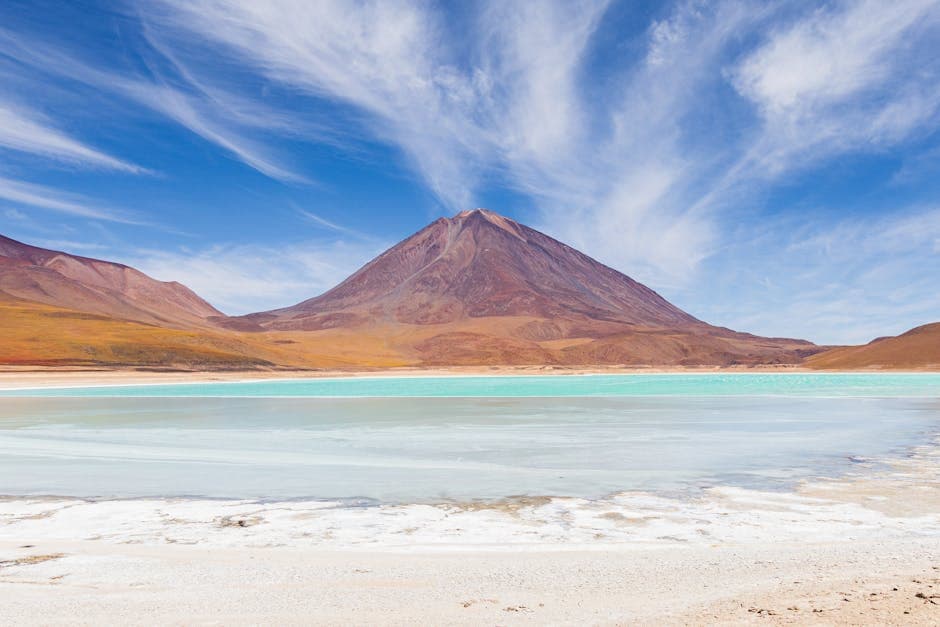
[807, 323, 940, 370]
[252, 209, 698, 329]
[246, 209, 819, 366]
[0, 234, 222, 329]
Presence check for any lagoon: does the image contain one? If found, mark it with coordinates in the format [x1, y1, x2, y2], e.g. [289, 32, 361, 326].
[0, 374, 937, 502]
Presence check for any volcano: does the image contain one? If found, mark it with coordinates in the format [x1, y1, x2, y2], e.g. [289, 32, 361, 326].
[244, 209, 818, 366]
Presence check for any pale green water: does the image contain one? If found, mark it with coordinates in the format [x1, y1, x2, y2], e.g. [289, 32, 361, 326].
[2, 373, 940, 398]
[0, 374, 937, 502]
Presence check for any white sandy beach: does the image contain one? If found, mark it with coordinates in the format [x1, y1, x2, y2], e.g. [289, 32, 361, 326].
[1, 437, 938, 624]
[1, 538, 938, 625]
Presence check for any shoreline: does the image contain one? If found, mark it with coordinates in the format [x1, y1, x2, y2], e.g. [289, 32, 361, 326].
[0, 364, 938, 390]
[2, 433, 937, 549]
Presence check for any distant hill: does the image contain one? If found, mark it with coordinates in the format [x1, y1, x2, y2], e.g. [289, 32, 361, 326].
[0, 235, 283, 368]
[0, 234, 222, 329]
[807, 323, 940, 370]
[243, 209, 818, 366]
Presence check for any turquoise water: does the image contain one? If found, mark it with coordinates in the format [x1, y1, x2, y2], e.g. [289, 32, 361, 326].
[2, 373, 940, 398]
[0, 374, 938, 502]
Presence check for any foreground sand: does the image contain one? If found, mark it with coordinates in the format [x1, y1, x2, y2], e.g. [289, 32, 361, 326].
[1, 539, 938, 625]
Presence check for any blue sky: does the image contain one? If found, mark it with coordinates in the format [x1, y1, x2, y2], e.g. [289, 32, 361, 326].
[1, 0, 939, 345]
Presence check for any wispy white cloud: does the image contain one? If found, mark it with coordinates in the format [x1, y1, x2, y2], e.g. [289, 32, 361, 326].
[691, 207, 940, 345]
[528, 0, 765, 284]
[0, 104, 144, 173]
[142, 0, 616, 215]
[536, 0, 940, 294]
[0, 176, 137, 223]
[295, 207, 372, 240]
[129, 82, 310, 183]
[729, 0, 940, 177]
[144, 0, 495, 206]
[734, 1, 932, 114]
[26, 239, 111, 253]
[477, 1, 610, 166]
[128, 239, 387, 314]
[4, 208, 28, 222]
[0, 26, 308, 184]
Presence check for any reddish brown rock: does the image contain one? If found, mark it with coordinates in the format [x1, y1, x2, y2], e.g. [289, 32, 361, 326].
[252, 209, 697, 329]
[0, 234, 222, 329]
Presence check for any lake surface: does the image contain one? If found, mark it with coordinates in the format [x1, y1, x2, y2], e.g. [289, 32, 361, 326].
[4, 373, 940, 398]
[0, 374, 938, 502]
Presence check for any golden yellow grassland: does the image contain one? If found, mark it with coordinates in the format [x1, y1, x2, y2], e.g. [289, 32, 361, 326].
[3, 296, 934, 371]
[0, 298, 408, 369]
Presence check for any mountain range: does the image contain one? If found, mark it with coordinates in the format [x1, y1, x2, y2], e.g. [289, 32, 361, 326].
[0, 210, 934, 370]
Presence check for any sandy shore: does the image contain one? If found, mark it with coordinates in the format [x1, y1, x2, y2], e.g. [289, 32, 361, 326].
[1, 363, 929, 390]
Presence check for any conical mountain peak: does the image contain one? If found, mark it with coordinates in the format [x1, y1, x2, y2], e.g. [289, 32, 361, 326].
[253, 209, 699, 329]
[447, 208, 526, 240]
[454, 208, 492, 218]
